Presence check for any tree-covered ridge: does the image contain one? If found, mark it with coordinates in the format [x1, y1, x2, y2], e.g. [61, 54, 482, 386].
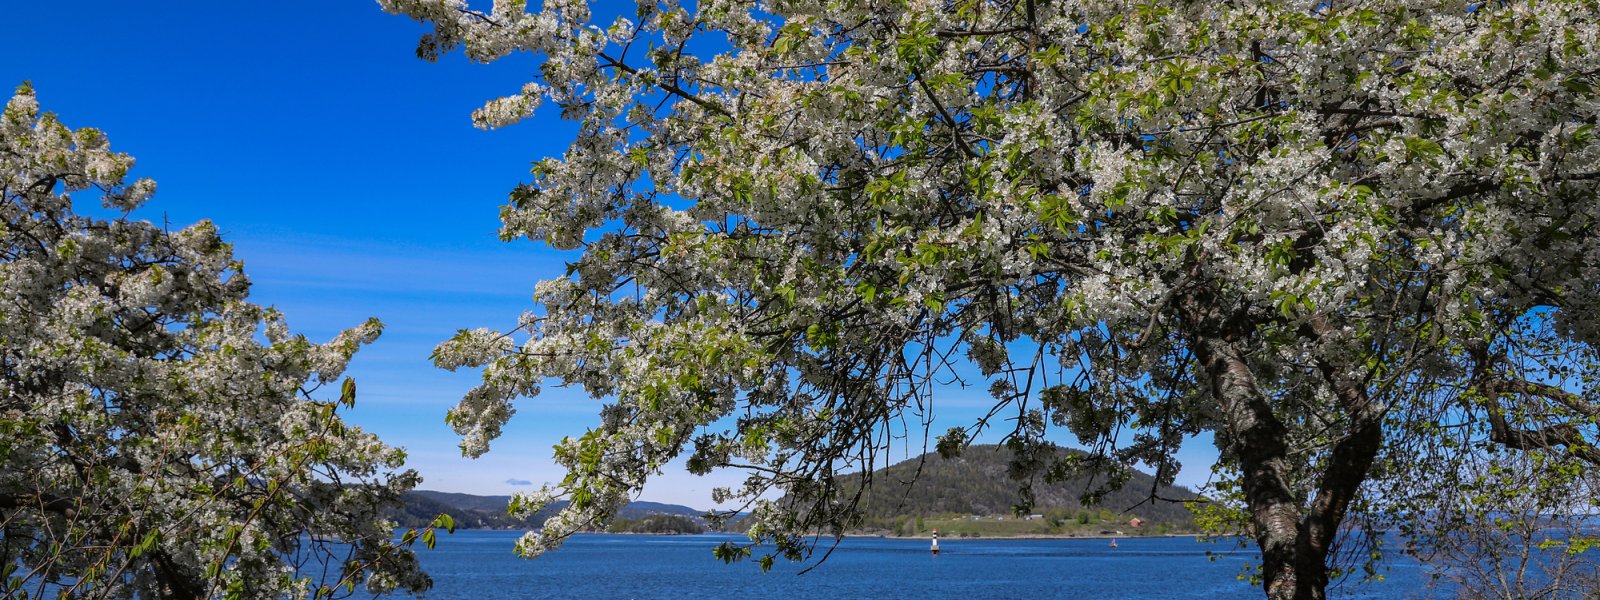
[605, 515, 706, 534]
[846, 445, 1198, 531]
[385, 492, 714, 531]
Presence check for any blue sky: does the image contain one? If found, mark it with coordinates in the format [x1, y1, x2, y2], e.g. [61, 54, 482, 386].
[1, 1, 1219, 508]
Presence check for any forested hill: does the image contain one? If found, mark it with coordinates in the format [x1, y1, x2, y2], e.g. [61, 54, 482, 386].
[850, 445, 1201, 531]
[388, 446, 1201, 533]
[386, 491, 710, 531]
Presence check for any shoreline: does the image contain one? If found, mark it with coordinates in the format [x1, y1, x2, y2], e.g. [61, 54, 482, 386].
[843, 531, 1207, 540]
[430, 528, 1219, 541]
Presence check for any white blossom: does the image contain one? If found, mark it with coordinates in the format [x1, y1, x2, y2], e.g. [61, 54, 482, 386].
[0, 84, 432, 598]
[382, 1, 1600, 594]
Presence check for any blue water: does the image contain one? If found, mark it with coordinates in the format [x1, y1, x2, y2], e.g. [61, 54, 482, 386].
[412, 531, 1439, 599]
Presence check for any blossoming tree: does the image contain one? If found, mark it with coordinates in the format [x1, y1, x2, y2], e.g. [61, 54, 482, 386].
[381, 1, 1600, 598]
[0, 85, 442, 599]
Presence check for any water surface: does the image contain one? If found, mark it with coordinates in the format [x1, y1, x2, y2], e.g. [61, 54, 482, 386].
[413, 531, 1439, 599]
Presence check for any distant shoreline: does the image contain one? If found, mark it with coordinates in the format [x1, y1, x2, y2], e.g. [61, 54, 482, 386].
[851, 532, 1207, 541]
[432, 529, 1213, 541]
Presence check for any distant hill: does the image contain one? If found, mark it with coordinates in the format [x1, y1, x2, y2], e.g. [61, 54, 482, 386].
[393, 446, 1201, 536]
[841, 445, 1201, 534]
[412, 490, 513, 514]
[389, 491, 712, 531]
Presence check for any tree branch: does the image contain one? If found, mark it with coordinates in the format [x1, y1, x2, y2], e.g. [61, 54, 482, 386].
[599, 52, 730, 118]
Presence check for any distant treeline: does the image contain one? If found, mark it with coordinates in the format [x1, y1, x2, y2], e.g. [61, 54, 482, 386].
[384, 491, 714, 531]
[606, 515, 706, 534]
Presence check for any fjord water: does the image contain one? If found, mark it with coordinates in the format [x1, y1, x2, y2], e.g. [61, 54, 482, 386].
[414, 531, 1436, 599]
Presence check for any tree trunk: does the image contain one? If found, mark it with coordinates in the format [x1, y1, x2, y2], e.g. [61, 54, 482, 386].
[1180, 294, 1386, 600]
[1190, 332, 1319, 600]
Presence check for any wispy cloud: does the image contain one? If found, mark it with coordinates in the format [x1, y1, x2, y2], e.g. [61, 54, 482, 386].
[504, 478, 533, 486]
[230, 233, 562, 300]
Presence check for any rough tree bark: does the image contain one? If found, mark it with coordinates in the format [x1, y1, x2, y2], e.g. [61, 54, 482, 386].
[1181, 287, 1387, 600]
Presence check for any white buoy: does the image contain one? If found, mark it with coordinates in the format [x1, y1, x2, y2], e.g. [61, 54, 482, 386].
[931, 528, 940, 555]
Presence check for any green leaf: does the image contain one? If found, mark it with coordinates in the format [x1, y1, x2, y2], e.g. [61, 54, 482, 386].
[131, 528, 160, 558]
[340, 377, 356, 408]
[1402, 137, 1444, 162]
[1264, 238, 1296, 269]
[854, 281, 877, 303]
[431, 512, 457, 534]
[712, 542, 751, 564]
[1573, 124, 1594, 144]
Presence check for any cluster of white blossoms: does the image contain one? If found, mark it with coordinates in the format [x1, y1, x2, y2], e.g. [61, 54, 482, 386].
[471, 82, 546, 129]
[0, 85, 433, 598]
[385, 0, 1599, 595]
